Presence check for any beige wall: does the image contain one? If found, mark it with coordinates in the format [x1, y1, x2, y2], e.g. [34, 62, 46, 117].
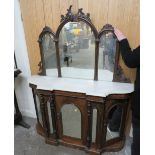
[20, 0, 140, 81]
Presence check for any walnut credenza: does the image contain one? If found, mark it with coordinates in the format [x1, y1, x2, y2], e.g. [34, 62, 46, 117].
[29, 76, 133, 155]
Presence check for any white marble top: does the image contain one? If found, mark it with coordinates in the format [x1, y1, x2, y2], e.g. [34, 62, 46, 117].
[28, 75, 134, 97]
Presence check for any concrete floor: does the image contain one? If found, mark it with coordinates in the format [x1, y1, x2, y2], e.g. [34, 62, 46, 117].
[14, 117, 132, 155]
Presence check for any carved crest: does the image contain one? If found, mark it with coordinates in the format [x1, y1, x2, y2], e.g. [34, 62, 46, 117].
[60, 5, 91, 23]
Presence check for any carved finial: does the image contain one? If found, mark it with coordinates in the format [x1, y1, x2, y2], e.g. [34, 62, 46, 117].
[87, 13, 90, 18]
[78, 8, 84, 15]
[60, 5, 91, 23]
[66, 5, 72, 16]
[102, 24, 114, 31]
[68, 5, 72, 12]
[86, 13, 91, 21]
[60, 15, 65, 22]
[60, 5, 74, 22]
[77, 8, 91, 22]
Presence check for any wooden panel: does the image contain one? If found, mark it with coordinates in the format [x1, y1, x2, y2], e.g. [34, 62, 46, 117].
[97, 0, 109, 31]
[51, 0, 61, 32]
[108, 0, 139, 81]
[43, 0, 53, 27]
[108, 0, 140, 48]
[88, 0, 109, 31]
[59, 0, 70, 15]
[20, 0, 42, 74]
[78, 0, 88, 13]
[68, 0, 79, 13]
[59, 0, 78, 14]
[20, 0, 140, 81]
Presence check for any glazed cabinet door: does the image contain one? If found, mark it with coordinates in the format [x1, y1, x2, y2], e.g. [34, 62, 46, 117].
[31, 86, 58, 144]
[54, 90, 88, 147]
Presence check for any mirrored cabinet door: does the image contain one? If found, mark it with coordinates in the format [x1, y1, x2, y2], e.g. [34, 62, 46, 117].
[104, 97, 130, 149]
[59, 21, 95, 80]
[106, 104, 123, 141]
[61, 104, 81, 139]
[36, 95, 43, 127]
[41, 33, 57, 77]
[98, 32, 117, 81]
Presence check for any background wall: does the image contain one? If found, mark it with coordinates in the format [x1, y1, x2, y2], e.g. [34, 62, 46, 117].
[15, 0, 36, 118]
[20, 0, 140, 81]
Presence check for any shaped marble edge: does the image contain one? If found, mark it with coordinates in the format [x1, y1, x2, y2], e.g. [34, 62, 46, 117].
[28, 75, 134, 97]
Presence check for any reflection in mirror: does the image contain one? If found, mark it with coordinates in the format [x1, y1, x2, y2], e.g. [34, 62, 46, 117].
[98, 32, 117, 81]
[47, 101, 53, 133]
[61, 104, 81, 138]
[36, 95, 43, 126]
[106, 105, 122, 141]
[41, 33, 57, 76]
[59, 21, 95, 80]
[92, 109, 97, 143]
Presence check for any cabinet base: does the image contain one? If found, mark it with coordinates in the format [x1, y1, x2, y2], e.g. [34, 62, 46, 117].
[36, 123, 125, 155]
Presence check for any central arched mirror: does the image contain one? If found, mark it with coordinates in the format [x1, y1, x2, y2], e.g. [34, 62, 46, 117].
[59, 21, 95, 80]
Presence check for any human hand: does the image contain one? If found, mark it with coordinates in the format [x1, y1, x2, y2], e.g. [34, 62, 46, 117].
[114, 28, 126, 41]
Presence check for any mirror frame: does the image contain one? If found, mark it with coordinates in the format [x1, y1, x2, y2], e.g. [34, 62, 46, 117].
[38, 5, 130, 83]
[38, 26, 56, 75]
[98, 24, 118, 82]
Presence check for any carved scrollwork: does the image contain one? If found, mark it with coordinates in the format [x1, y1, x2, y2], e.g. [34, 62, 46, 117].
[77, 8, 91, 22]
[48, 95, 54, 103]
[60, 5, 91, 23]
[39, 94, 50, 104]
[60, 5, 74, 22]
[113, 65, 130, 83]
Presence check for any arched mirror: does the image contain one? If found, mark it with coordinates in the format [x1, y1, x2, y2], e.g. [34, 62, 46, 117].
[61, 104, 81, 138]
[98, 25, 117, 81]
[59, 21, 95, 80]
[106, 104, 123, 141]
[38, 26, 57, 76]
